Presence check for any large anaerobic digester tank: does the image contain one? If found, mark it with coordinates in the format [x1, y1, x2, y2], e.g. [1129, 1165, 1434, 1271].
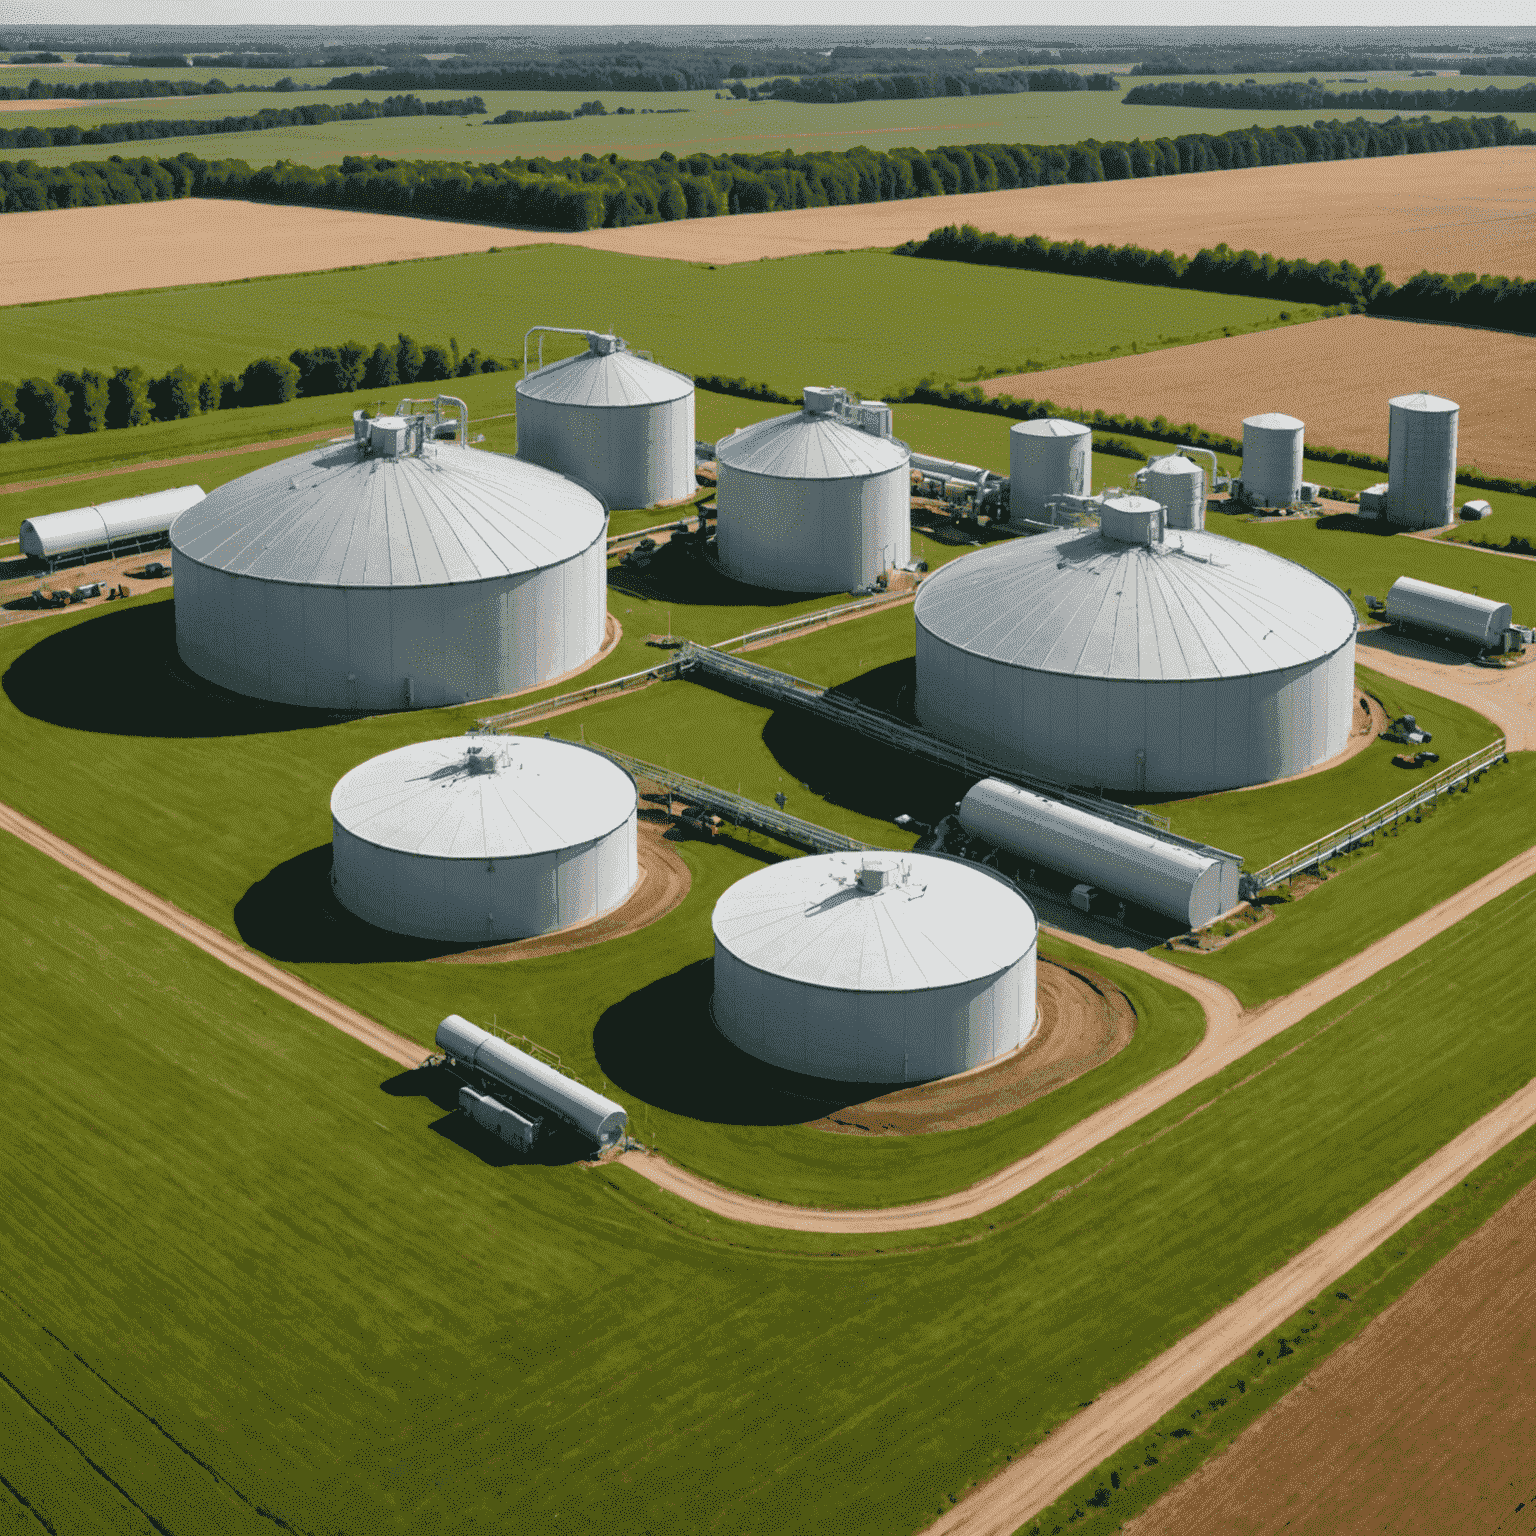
[715, 387, 911, 593]
[1241, 413, 1305, 506]
[1008, 418, 1091, 521]
[1143, 454, 1205, 531]
[711, 851, 1037, 1084]
[515, 332, 695, 510]
[1387, 393, 1459, 529]
[331, 735, 637, 943]
[914, 495, 1358, 794]
[171, 409, 608, 711]
[1385, 576, 1512, 649]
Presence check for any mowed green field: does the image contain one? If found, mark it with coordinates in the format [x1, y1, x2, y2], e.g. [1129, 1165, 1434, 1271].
[7, 814, 1536, 1531]
[0, 244, 1319, 402]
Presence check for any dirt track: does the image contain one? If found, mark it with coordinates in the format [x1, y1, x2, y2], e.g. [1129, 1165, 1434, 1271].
[984, 314, 1536, 484]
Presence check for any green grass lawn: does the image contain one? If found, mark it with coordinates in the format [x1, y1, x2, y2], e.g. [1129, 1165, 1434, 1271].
[0, 244, 1320, 403]
[7, 818, 1536, 1533]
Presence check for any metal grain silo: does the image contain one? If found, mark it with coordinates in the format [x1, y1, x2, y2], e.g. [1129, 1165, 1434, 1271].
[1143, 454, 1205, 531]
[1386, 393, 1459, 529]
[914, 500, 1357, 794]
[515, 331, 695, 510]
[331, 735, 637, 943]
[1241, 413, 1305, 507]
[1008, 417, 1092, 521]
[1385, 575, 1512, 649]
[171, 407, 608, 711]
[711, 852, 1037, 1084]
[715, 387, 911, 593]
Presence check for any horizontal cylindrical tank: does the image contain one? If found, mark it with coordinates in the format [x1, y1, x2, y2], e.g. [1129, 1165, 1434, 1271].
[957, 779, 1238, 928]
[1009, 418, 1091, 522]
[515, 332, 695, 510]
[1385, 575, 1512, 649]
[437, 1014, 627, 1147]
[19, 484, 205, 560]
[711, 851, 1038, 1084]
[1143, 454, 1205, 531]
[331, 736, 637, 943]
[715, 388, 911, 593]
[1241, 413, 1304, 507]
[458, 1085, 540, 1150]
[1387, 393, 1459, 529]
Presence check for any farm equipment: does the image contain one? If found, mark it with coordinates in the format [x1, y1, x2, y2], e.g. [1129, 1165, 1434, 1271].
[1391, 750, 1441, 770]
[1382, 715, 1432, 745]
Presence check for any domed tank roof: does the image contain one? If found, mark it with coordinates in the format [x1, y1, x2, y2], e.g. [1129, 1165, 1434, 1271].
[1011, 417, 1091, 438]
[171, 437, 606, 588]
[515, 333, 693, 408]
[717, 392, 910, 481]
[1244, 412, 1305, 431]
[914, 522, 1355, 683]
[711, 851, 1034, 992]
[331, 736, 635, 860]
[1389, 392, 1459, 414]
[1146, 453, 1202, 477]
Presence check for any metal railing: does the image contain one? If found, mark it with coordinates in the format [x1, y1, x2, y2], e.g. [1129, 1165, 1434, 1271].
[476, 659, 683, 731]
[589, 745, 871, 855]
[712, 591, 915, 654]
[1243, 737, 1509, 896]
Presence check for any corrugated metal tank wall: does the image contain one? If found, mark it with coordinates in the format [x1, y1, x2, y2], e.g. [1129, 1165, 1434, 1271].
[516, 390, 695, 510]
[1241, 414, 1305, 506]
[1008, 418, 1092, 521]
[915, 627, 1357, 795]
[173, 533, 607, 711]
[1387, 394, 1459, 529]
[716, 462, 910, 593]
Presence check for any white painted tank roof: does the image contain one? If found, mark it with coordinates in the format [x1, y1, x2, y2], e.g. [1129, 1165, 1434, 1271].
[1389, 392, 1459, 413]
[1146, 454, 1202, 477]
[711, 851, 1034, 993]
[915, 525, 1355, 682]
[515, 344, 693, 407]
[171, 441, 605, 588]
[331, 736, 636, 859]
[1011, 417, 1091, 438]
[717, 409, 910, 480]
[1243, 412, 1305, 431]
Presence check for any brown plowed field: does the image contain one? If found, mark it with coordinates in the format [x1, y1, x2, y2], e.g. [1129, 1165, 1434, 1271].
[1125, 1175, 1536, 1536]
[985, 314, 1536, 483]
[3, 146, 1532, 305]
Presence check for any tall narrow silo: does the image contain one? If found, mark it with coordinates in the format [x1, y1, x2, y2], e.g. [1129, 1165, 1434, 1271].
[1241, 413, 1304, 507]
[1009, 418, 1091, 522]
[516, 332, 695, 510]
[1386, 393, 1459, 529]
[1143, 454, 1205, 530]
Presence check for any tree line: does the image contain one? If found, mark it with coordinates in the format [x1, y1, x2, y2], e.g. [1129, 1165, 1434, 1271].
[1128, 50, 1488, 76]
[0, 75, 236, 100]
[900, 224, 1536, 337]
[1124, 79, 1536, 111]
[0, 95, 487, 151]
[326, 61, 720, 93]
[488, 101, 607, 125]
[0, 332, 509, 444]
[763, 68, 1118, 104]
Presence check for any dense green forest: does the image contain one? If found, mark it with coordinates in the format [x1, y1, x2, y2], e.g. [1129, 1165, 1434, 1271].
[1125, 79, 1536, 110]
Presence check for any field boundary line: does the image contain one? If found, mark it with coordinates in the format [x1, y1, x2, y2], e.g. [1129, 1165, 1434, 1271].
[0, 799, 424, 1072]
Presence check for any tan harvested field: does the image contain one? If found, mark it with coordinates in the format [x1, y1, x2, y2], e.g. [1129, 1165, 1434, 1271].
[987, 314, 1536, 482]
[1125, 1175, 1536, 1536]
[0, 96, 209, 112]
[3, 146, 1533, 306]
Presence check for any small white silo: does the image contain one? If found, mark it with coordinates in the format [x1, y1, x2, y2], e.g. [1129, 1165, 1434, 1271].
[715, 387, 911, 593]
[1241, 413, 1305, 507]
[515, 332, 695, 510]
[1008, 417, 1092, 521]
[1143, 454, 1205, 531]
[1386, 393, 1459, 529]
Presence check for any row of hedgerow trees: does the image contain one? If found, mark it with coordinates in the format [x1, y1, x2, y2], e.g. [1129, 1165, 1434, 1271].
[0, 333, 507, 443]
[1, 111, 1529, 225]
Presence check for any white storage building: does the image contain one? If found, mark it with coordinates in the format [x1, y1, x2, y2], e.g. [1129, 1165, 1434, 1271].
[1386, 393, 1459, 529]
[20, 484, 205, 568]
[1385, 575, 1512, 649]
[914, 495, 1358, 794]
[331, 735, 637, 943]
[1143, 454, 1205, 531]
[715, 387, 911, 593]
[711, 851, 1037, 1084]
[1008, 418, 1091, 522]
[515, 332, 695, 511]
[1241, 413, 1305, 507]
[171, 412, 608, 711]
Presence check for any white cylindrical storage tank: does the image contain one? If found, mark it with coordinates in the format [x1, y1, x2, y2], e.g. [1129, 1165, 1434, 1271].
[437, 1014, 628, 1147]
[958, 779, 1237, 928]
[715, 389, 911, 593]
[1241, 413, 1305, 507]
[331, 736, 637, 942]
[1387, 393, 1459, 529]
[171, 419, 608, 711]
[1143, 454, 1205, 531]
[20, 484, 205, 561]
[914, 515, 1358, 794]
[711, 851, 1037, 1084]
[515, 332, 695, 510]
[1008, 417, 1091, 522]
[1385, 575, 1511, 649]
